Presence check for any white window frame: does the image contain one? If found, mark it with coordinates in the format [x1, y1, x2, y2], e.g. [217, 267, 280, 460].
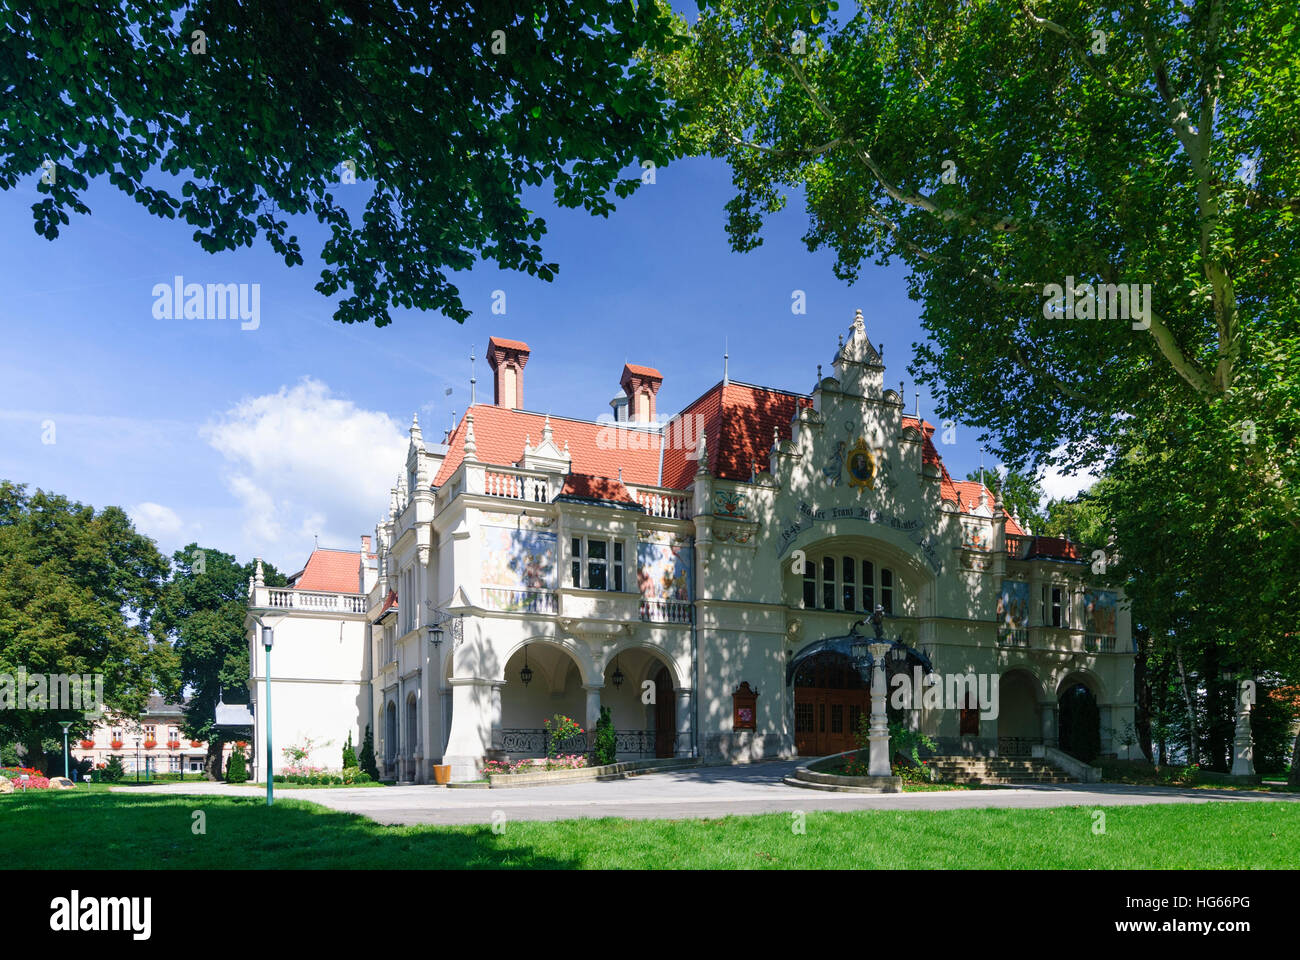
[800, 555, 894, 614]
[570, 536, 624, 592]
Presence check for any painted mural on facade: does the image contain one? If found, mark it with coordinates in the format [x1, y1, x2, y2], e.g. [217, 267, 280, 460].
[480, 526, 557, 608]
[1084, 589, 1118, 637]
[637, 540, 692, 600]
[997, 580, 1031, 632]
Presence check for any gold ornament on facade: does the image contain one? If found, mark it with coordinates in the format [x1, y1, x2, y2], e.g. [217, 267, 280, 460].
[845, 438, 877, 491]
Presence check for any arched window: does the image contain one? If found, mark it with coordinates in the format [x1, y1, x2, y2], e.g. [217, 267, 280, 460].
[798, 554, 897, 614]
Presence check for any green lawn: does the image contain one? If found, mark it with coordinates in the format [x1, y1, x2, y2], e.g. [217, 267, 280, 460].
[3, 790, 1298, 868]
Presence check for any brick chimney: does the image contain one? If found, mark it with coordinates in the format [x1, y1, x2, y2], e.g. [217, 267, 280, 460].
[487, 336, 530, 409]
[361, 535, 371, 555]
[620, 364, 663, 423]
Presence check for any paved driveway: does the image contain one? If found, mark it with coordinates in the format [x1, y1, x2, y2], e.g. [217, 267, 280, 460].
[110, 761, 1300, 827]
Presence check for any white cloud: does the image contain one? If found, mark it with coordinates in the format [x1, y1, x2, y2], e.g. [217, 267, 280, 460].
[203, 378, 407, 562]
[130, 502, 185, 542]
[1038, 446, 1100, 503]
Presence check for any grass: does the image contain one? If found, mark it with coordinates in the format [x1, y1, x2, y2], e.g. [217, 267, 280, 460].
[3, 790, 1298, 869]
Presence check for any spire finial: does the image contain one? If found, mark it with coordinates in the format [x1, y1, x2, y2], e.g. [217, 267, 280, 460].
[464, 410, 478, 460]
[723, 338, 730, 386]
[410, 411, 422, 442]
[469, 348, 477, 406]
[542, 413, 553, 444]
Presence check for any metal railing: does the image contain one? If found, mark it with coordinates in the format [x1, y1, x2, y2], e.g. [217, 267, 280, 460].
[498, 728, 679, 759]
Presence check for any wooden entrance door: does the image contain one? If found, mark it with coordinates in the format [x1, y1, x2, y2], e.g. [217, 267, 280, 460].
[794, 689, 867, 755]
[654, 667, 675, 758]
[793, 652, 869, 757]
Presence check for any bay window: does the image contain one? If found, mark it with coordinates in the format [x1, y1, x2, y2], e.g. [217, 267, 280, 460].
[571, 536, 625, 591]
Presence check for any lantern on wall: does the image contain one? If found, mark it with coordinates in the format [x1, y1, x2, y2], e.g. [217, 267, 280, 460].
[520, 645, 533, 687]
[611, 658, 625, 689]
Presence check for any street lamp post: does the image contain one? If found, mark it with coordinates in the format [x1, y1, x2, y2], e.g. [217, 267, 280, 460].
[134, 737, 140, 783]
[262, 624, 274, 806]
[58, 721, 72, 779]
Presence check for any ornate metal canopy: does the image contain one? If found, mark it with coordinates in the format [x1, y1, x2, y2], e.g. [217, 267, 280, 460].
[786, 618, 934, 687]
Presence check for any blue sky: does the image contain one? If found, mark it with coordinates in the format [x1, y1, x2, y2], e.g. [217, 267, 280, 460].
[0, 151, 1092, 573]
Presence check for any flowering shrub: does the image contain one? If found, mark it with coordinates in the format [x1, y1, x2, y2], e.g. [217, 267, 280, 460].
[483, 759, 538, 776]
[273, 765, 371, 785]
[546, 753, 588, 770]
[484, 754, 589, 776]
[282, 736, 331, 769]
[542, 714, 584, 759]
[2, 769, 50, 789]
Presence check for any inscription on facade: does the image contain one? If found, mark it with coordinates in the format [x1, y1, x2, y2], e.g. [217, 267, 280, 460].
[777, 501, 942, 573]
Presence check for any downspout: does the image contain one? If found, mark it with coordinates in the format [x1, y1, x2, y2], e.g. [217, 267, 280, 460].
[690, 533, 699, 759]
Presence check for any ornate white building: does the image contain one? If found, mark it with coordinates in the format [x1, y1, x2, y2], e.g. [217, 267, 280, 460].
[244, 314, 1135, 783]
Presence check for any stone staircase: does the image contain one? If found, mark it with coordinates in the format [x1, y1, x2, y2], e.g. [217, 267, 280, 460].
[924, 755, 1076, 785]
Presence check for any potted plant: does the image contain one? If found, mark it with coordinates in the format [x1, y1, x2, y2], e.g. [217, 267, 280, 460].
[166, 739, 180, 749]
[190, 739, 203, 748]
[79, 739, 95, 749]
[143, 739, 157, 749]
[110, 739, 124, 750]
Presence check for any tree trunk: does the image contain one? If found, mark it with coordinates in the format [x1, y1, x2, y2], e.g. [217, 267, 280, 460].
[1174, 641, 1200, 766]
[1289, 729, 1300, 788]
[23, 731, 46, 774]
[1134, 634, 1154, 761]
[204, 738, 225, 780]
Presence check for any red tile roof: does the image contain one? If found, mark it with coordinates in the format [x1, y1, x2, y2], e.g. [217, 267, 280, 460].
[487, 336, 530, 353]
[662, 382, 813, 488]
[433, 405, 663, 487]
[1026, 537, 1082, 561]
[622, 363, 663, 380]
[375, 589, 398, 618]
[292, 548, 361, 593]
[558, 473, 636, 505]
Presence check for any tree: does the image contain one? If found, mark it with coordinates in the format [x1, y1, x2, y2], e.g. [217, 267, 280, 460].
[0, 482, 169, 770]
[663, 0, 1300, 771]
[154, 545, 284, 779]
[5, 0, 682, 326]
[225, 746, 248, 783]
[964, 467, 1045, 532]
[665, 0, 1298, 473]
[358, 724, 379, 780]
[342, 731, 357, 770]
[593, 706, 616, 766]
